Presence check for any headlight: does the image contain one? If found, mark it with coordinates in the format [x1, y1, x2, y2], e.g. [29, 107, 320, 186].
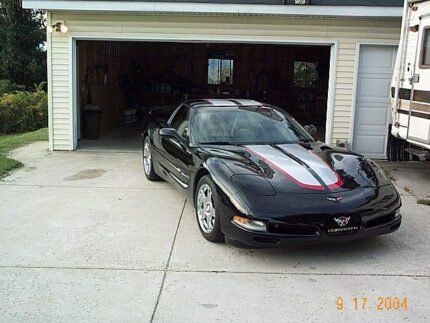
[231, 174, 276, 196]
[232, 215, 267, 232]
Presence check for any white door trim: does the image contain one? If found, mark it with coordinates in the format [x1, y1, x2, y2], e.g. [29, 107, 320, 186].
[46, 12, 54, 151]
[349, 41, 399, 152]
[69, 37, 78, 150]
[68, 34, 338, 150]
[326, 43, 338, 145]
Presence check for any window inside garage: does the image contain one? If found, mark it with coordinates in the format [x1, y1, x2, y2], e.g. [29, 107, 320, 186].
[76, 41, 330, 149]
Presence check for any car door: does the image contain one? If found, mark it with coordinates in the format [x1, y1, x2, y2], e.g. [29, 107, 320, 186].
[157, 104, 193, 189]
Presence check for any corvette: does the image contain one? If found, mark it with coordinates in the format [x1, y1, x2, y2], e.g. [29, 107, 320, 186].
[142, 99, 401, 248]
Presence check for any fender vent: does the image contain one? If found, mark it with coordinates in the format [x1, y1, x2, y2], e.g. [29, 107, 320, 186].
[320, 145, 334, 151]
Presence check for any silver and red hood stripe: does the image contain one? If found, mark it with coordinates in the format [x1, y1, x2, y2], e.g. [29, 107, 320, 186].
[245, 144, 343, 191]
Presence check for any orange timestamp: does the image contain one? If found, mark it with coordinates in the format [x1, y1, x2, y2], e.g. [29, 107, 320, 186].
[336, 296, 409, 311]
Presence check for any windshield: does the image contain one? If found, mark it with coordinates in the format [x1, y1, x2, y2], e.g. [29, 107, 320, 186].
[191, 105, 314, 145]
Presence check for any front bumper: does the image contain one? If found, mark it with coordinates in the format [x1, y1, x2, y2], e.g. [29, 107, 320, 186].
[222, 211, 402, 248]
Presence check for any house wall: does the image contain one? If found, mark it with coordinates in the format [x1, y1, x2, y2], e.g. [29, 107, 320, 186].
[47, 12, 401, 150]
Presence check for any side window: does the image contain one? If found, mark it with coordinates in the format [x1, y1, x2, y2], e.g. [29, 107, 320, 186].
[170, 105, 190, 140]
[421, 27, 430, 67]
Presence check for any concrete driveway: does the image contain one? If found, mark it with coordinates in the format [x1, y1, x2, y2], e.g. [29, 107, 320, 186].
[0, 142, 429, 322]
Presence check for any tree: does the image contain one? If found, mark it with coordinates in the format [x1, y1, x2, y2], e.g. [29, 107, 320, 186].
[0, 0, 46, 88]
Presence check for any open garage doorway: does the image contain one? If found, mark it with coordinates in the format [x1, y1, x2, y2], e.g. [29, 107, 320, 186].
[76, 40, 331, 150]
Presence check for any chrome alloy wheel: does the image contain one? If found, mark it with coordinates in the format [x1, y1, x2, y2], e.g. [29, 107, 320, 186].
[197, 184, 216, 233]
[143, 141, 152, 176]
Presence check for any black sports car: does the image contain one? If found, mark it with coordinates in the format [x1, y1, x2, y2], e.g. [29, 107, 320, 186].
[142, 99, 401, 248]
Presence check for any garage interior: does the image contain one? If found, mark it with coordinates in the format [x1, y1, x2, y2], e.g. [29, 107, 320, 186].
[76, 40, 331, 150]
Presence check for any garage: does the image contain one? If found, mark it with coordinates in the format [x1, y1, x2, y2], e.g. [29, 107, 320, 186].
[22, 0, 403, 155]
[76, 40, 331, 150]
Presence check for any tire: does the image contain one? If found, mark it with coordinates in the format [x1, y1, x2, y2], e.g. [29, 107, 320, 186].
[195, 175, 224, 243]
[143, 136, 162, 181]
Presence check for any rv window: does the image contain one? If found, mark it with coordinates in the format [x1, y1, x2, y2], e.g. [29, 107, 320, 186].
[422, 28, 430, 67]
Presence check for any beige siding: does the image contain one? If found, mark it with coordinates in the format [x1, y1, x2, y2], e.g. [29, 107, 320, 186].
[49, 26, 70, 150]
[48, 12, 401, 150]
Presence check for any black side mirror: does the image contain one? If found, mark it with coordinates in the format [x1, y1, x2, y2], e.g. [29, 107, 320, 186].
[160, 127, 190, 153]
[182, 126, 190, 141]
[159, 127, 179, 139]
[304, 124, 318, 135]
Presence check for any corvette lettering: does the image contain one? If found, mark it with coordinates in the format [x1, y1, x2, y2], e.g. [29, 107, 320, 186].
[327, 227, 359, 233]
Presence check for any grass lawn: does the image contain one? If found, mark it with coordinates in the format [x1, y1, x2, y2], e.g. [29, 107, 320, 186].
[0, 128, 48, 178]
[417, 198, 430, 206]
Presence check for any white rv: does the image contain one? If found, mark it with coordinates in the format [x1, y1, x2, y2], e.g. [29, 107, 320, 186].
[391, 0, 430, 160]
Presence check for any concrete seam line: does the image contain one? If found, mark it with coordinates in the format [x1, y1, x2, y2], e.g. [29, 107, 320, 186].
[0, 265, 428, 278]
[150, 198, 187, 322]
[0, 183, 174, 190]
[168, 270, 430, 278]
[0, 265, 163, 272]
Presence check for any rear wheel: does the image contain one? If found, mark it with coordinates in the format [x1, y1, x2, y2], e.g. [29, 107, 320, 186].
[143, 136, 162, 181]
[195, 175, 224, 242]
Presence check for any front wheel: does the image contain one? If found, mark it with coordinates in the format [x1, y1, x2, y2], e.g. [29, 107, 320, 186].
[195, 175, 224, 242]
[143, 136, 162, 181]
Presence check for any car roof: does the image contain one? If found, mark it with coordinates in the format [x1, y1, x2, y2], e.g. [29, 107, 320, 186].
[186, 98, 268, 108]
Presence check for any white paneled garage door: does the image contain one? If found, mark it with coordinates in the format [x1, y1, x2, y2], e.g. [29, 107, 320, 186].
[352, 45, 397, 159]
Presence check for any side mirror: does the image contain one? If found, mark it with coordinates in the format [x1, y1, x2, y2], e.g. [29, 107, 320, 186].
[304, 124, 318, 135]
[159, 127, 179, 139]
[182, 127, 190, 141]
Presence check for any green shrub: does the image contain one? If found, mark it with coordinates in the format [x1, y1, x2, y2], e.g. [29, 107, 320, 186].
[0, 155, 23, 177]
[0, 89, 48, 134]
[0, 79, 26, 96]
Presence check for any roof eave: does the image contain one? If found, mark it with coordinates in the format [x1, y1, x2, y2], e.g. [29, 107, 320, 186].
[22, 1, 403, 18]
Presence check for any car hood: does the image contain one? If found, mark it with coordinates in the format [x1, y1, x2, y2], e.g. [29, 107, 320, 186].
[201, 141, 391, 194]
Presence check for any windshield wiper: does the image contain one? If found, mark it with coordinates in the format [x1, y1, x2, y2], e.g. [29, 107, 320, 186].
[199, 141, 235, 146]
[298, 138, 313, 143]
